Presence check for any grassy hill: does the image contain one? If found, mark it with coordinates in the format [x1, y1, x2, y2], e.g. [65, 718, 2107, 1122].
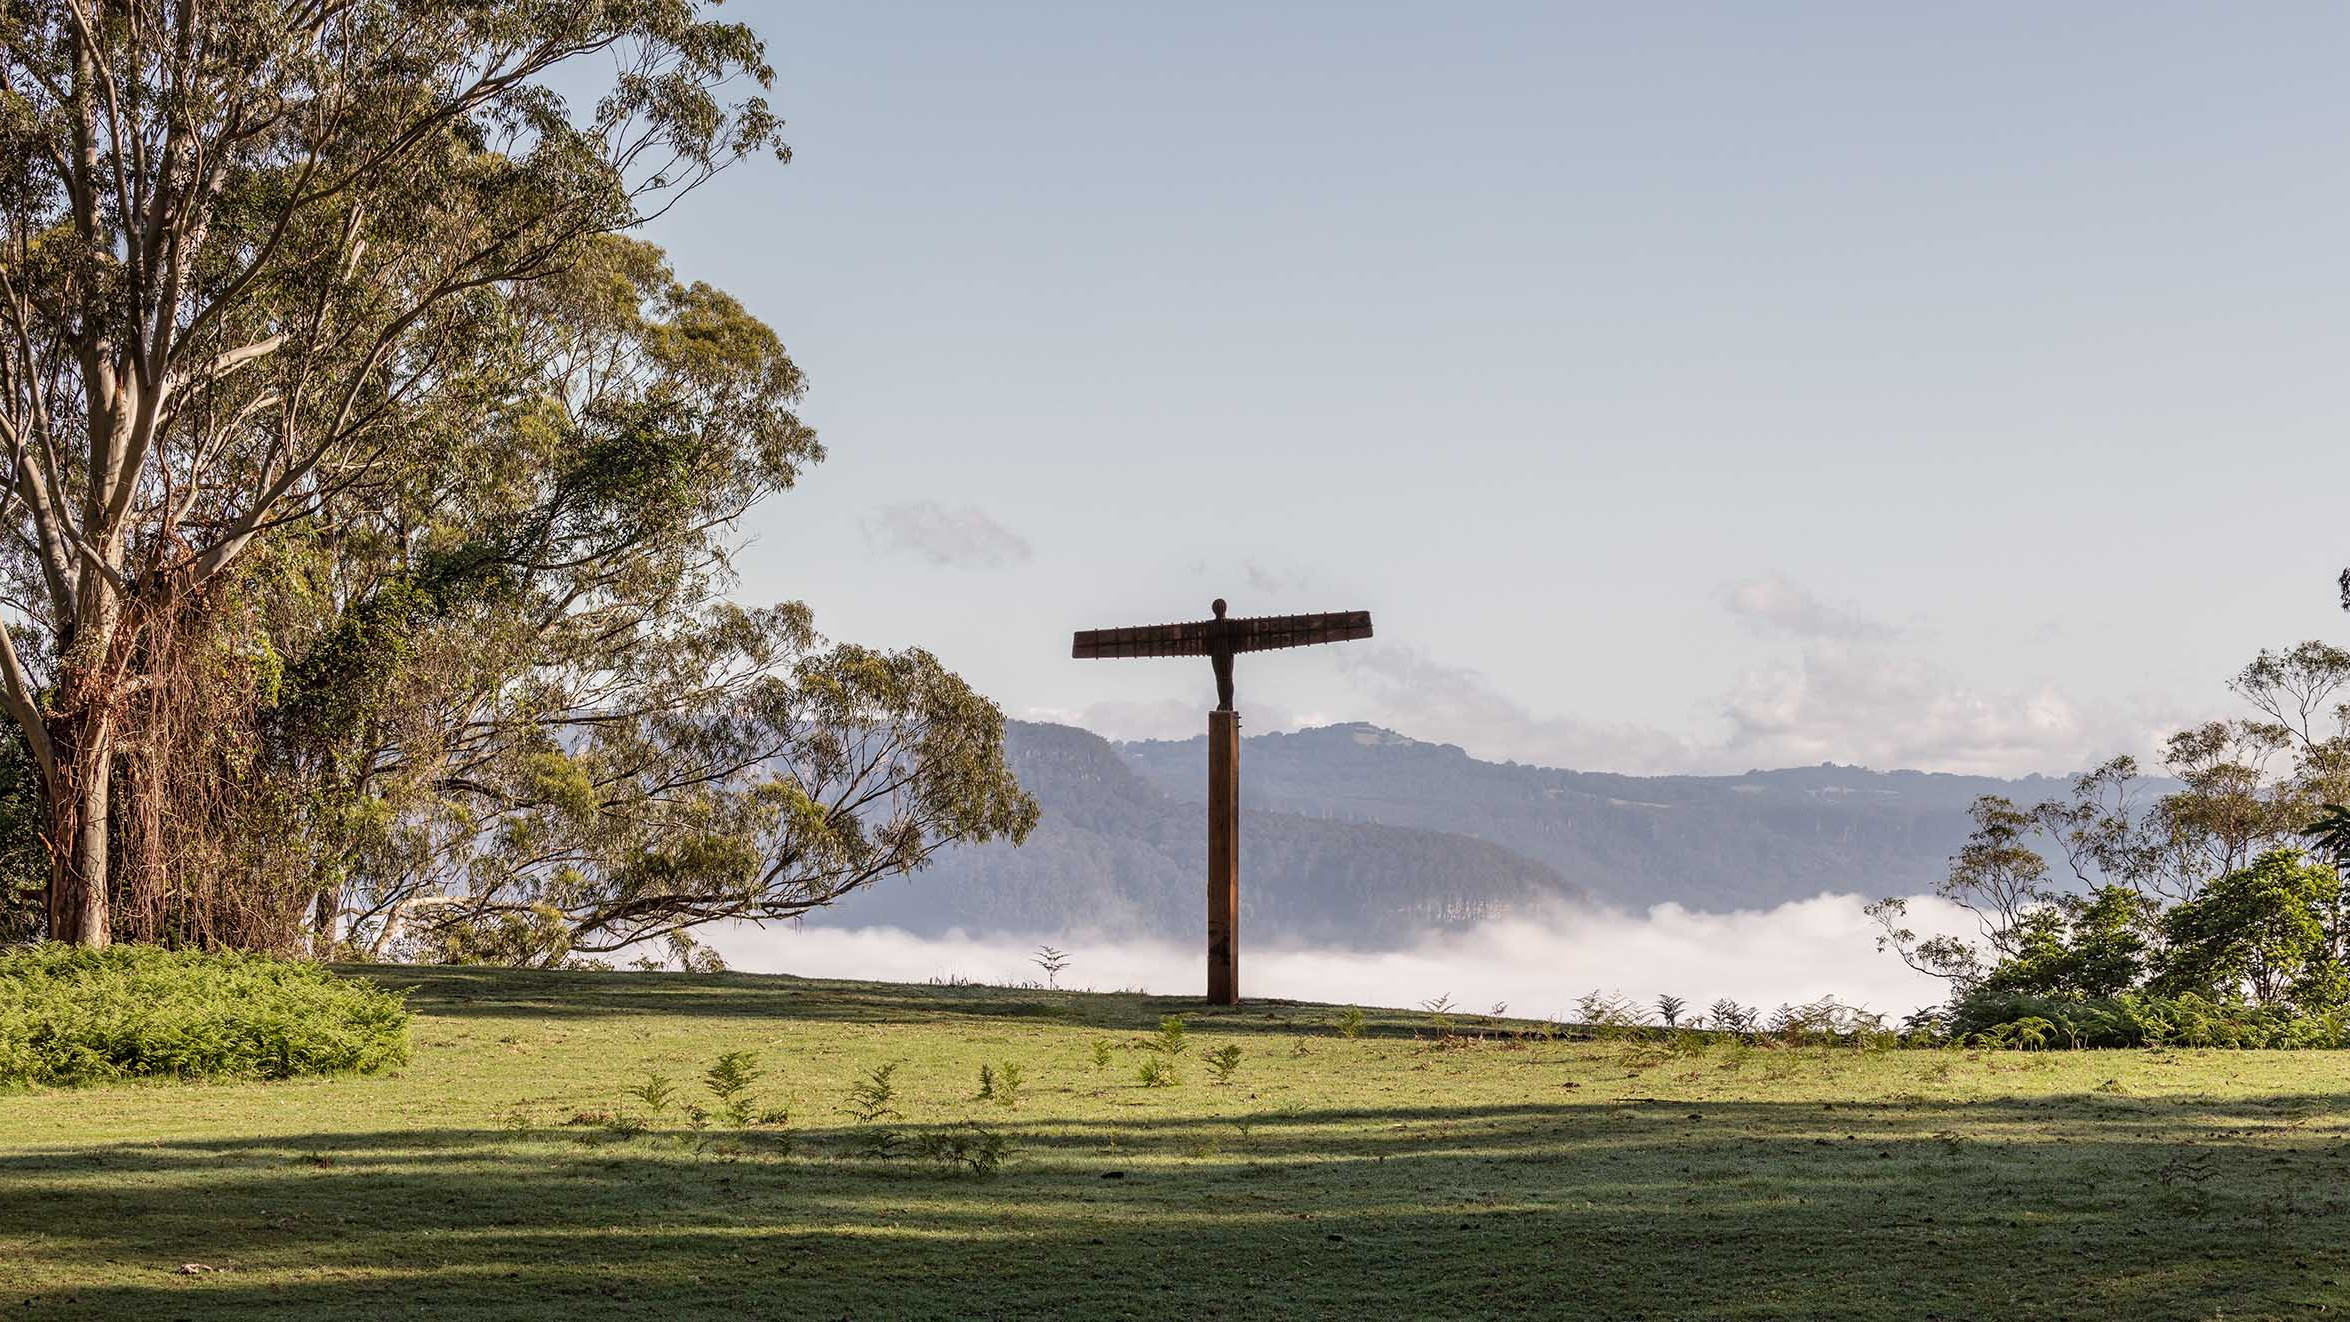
[5, 966, 2349, 1320]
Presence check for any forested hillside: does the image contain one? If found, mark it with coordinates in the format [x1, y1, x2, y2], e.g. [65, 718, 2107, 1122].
[1124, 723, 2068, 910]
[826, 720, 2093, 943]
[815, 723, 1580, 943]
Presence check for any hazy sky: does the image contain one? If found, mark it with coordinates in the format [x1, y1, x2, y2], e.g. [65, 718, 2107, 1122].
[642, 2, 2350, 777]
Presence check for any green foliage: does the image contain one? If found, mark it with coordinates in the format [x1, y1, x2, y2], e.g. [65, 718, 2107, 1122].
[1145, 1014, 1190, 1059]
[415, 903, 578, 969]
[1980, 887, 2152, 1000]
[1663, 1029, 1714, 1058]
[0, 0, 796, 948]
[1873, 638, 2350, 1018]
[976, 1060, 1023, 1108]
[1335, 1006, 1367, 1040]
[0, 945, 410, 1087]
[0, 0, 1040, 957]
[1090, 1038, 1114, 1070]
[1574, 990, 1646, 1037]
[1135, 1019, 1189, 1085]
[1206, 1044, 1244, 1086]
[2299, 801, 2350, 867]
[2151, 849, 2340, 1006]
[910, 1122, 1012, 1177]
[1760, 997, 1887, 1046]
[1950, 987, 2350, 1049]
[1654, 994, 1686, 1028]
[626, 1073, 678, 1117]
[0, 729, 47, 945]
[847, 1062, 902, 1124]
[704, 1051, 765, 1126]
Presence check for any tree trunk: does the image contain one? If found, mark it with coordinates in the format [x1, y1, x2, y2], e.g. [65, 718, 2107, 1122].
[43, 708, 114, 948]
[311, 881, 342, 956]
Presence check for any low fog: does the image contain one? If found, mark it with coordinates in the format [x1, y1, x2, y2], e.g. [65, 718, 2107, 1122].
[707, 892, 1975, 1022]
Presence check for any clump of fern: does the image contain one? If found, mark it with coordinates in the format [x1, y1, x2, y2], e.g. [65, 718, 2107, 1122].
[704, 1051, 765, 1126]
[846, 1062, 904, 1156]
[1134, 1014, 1189, 1086]
[975, 1060, 1024, 1109]
[914, 1122, 1013, 1177]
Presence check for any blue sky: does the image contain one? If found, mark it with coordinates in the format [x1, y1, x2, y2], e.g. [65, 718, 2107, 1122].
[641, 2, 2350, 775]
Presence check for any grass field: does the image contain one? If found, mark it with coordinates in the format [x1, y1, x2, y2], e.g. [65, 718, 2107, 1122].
[6, 965, 2350, 1320]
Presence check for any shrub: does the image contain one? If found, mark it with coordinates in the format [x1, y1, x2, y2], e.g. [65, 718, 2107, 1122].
[1708, 999, 1759, 1036]
[1574, 990, 1646, 1036]
[1949, 986, 2350, 1049]
[0, 943, 411, 1087]
[913, 1122, 1012, 1176]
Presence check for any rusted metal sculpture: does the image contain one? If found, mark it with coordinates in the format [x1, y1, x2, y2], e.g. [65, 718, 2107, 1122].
[1072, 599, 1374, 1003]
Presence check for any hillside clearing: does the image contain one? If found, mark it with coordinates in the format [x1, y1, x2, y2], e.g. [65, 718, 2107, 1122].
[5, 966, 2349, 1320]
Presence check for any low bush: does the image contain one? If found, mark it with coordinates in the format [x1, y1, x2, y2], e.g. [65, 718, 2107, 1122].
[0, 944, 411, 1086]
[1951, 986, 2350, 1049]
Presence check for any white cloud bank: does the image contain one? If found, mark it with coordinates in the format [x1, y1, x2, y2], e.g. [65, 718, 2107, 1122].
[707, 892, 1976, 1020]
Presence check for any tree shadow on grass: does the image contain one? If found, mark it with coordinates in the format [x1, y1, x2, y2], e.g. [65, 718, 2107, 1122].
[349, 963, 1453, 1039]
[10, 1096, 2350, 1321]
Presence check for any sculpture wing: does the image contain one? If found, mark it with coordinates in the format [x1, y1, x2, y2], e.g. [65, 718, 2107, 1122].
[1071, 620, 1216, 659]
[1227, 610, 1374, 654]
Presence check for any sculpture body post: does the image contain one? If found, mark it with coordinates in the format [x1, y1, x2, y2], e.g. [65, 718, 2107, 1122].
[1071, 599, 1372, 1003]
[1207, 708, 1240, 1005]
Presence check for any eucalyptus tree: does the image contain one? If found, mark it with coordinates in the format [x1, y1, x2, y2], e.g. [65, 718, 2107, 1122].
[0, 1, 1032, 950]
[202, 234, 1031, 962]
[0, 0, 791, 945]
[1871, 641, 2350, 1003]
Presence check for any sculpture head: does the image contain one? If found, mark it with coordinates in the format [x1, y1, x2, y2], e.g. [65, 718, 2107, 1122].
[1211, 598, 1228, 618]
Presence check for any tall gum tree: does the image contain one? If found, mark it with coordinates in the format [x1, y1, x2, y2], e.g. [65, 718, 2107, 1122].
[0, 0, 784, 945]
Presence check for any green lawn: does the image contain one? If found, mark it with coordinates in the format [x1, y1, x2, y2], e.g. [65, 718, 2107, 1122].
[6, 965, 2350, 1320]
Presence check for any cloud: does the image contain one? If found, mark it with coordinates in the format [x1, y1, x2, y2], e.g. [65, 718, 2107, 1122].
[1714, 642, 2166, 774]
[705, 891, 1979, 1019]
[1722, 573, 1889, 642]
[1337, 645, 1706, 774]
[863, 501, 1033, 569]
[1320, 576, 2188, 778]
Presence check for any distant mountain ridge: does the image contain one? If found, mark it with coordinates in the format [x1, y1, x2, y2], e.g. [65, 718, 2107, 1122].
[814, 721, 1580, 945]
[1120, 722, 2062, 912]
[817, 720, 2070, 946]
